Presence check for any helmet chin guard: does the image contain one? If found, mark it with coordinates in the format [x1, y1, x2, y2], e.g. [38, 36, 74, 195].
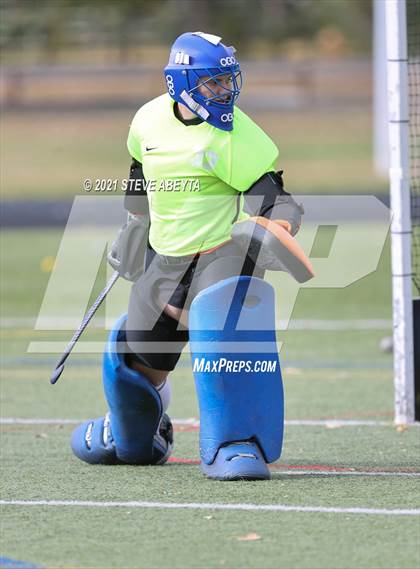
[164, 31, 242, 131]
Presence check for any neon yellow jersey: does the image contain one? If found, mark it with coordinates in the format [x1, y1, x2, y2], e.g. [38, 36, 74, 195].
[127, 93, 278, 256]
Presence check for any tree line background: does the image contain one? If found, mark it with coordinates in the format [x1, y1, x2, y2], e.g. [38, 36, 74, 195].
[1, 0, 375, 65]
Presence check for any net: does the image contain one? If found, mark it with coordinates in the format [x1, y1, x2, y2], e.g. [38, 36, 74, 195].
[407, 0, 420, 294]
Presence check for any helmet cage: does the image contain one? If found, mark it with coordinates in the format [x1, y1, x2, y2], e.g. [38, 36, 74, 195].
[187, 67, 242, 108]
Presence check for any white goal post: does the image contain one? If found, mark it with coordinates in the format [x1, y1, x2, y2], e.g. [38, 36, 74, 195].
[385, 0, 415, 424]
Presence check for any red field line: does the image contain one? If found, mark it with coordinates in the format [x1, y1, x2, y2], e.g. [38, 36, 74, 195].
[166, 457, 420, 474]
[167, 457, 349, 471]
[174, 424, 199, 432]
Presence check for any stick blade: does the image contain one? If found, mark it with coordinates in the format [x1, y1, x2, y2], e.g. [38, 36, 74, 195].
[50, 363, 65, 385]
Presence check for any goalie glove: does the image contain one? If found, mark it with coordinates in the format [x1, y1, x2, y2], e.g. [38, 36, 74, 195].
[107, 213, 149, 282]
[231, 216, 314, 282]
[232, 171, 313, 282]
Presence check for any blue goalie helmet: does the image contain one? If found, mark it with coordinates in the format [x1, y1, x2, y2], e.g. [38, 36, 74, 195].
[164, 31, 242, 131]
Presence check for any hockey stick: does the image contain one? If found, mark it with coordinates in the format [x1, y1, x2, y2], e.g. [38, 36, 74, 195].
[50, 271, 120, 385]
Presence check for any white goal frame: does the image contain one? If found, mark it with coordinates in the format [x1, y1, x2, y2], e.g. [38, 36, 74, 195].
[385, 0, 415, 424]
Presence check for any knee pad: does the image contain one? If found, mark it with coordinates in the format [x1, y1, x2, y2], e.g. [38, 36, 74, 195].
[189, 277, 284, 471]
[71, 314, 173, 466]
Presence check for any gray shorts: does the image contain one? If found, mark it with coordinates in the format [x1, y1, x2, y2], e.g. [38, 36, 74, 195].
[125, 241, 262, 371]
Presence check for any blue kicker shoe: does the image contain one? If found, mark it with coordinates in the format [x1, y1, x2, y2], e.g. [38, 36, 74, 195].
[71, 413, 119, 465]
[201, 441, 271, 481]
[71, 412, 173, 466]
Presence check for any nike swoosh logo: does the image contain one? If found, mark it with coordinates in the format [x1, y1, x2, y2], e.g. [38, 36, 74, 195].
[145, 146, 158, 151]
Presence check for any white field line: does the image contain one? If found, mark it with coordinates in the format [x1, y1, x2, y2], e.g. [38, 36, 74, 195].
[29, 341, 285, 354]
[1, 417, 406, 427]
[1, 317, 392, 331]
[0, 499, 418, 517]
[2, 418, 419, 478]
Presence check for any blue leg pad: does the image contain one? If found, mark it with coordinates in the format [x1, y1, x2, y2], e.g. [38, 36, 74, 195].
[102, 314, 172, 465]
[71, 314, 173, 466]
[189, 276, 284, 480]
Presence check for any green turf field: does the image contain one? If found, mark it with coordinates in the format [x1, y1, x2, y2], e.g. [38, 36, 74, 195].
[1, 228, 419, 569]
